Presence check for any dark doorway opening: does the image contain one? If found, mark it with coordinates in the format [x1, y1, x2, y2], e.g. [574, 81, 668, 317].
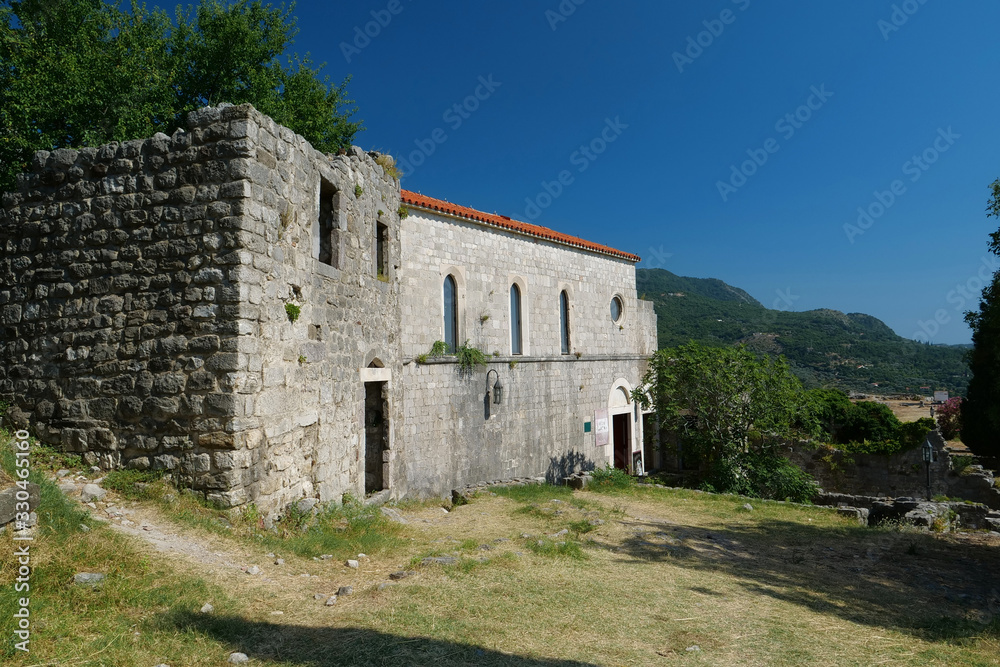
[613, 413, 630, 471]
[364, 381, 387, 494]
[642, 413, 657, 473]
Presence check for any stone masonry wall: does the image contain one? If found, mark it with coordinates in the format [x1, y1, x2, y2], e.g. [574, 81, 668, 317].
[0, 106, 255, 492]
[402, 357, 647, 498]
[226, 110, 402, 511]
[0, 104, 402, 513]
[397, 206, 656, 497]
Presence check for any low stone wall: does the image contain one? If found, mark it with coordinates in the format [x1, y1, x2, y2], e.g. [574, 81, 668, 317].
[787, 430, 1000, 509]
[815, 492, 1000, 531]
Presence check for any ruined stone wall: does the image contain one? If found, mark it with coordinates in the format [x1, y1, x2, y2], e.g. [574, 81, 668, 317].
[226, 110, 402, 511]
[0, 104, 402, 512]
[787, 430, 1000, 507]
[0, 106, 255, 493]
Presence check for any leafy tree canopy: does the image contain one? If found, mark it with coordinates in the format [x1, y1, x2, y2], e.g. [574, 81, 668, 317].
[0, 0, 361, 193]
[637, 342, 818, 500]
[962, 180, 1000, 456]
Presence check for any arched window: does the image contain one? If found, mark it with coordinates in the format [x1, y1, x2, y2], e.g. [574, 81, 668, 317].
[510, 284, 523, 355]
[443, 275, 458, 352]
[559, 290, 571, 354]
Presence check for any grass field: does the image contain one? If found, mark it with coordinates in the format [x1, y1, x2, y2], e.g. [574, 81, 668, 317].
[4, 436, 1000, 666]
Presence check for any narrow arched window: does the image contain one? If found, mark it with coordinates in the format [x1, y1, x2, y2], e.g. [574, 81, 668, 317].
[443, 275, 458, 352]
[510, 284, 523, 355]
[560, 290, 571, 354]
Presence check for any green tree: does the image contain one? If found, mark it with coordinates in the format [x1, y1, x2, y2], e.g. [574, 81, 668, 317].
[638, 342, 817, 500]
[0, 0, 360, 193]
[963, 180, 1000, 456]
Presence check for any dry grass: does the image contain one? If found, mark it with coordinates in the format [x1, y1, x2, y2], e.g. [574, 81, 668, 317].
[6, 445, 1000, 666]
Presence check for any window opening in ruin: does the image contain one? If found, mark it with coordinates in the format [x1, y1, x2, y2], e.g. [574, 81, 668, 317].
[376, 222, 388, 279]
[510, 283, 523, 355]
[443, 275, 458, 352]
[318, 179, 339, 267]
[560, 290, 571, 354]
[364, 381, 388, 494]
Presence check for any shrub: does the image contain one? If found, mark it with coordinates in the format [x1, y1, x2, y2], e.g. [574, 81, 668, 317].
[699, 453, 818, 503]
[285, 303, 300, 322]
[937, 397, 963, 439]
[951, 455, 975, 475]
[589, 464, 634, 490]
[898, 417, 936, 451]
[840, 401, 901, 446]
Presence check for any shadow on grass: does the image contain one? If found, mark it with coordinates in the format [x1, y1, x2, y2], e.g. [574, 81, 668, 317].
[600, 514, 1000, 644]
[164, 611, 601, 667]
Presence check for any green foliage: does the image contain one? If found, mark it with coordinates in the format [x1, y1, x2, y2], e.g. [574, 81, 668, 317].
[802, 387, 853, 441]
[637, 269, 971, 395]
[455, 340, 488, 375]
[354, 183, 363, 197]
[898, 417, 936, 450]
[840, 401, 902, 446]
[0, 0, 361, 194]
[415, 340, 448, 364]
[951, 455, 975, 475]
[589, 464, 635, 490]
[101, 469, 166, 500]
[639, 343, 819, 501]
[397, 205, 409, 219]
[284, 302, 300, 322]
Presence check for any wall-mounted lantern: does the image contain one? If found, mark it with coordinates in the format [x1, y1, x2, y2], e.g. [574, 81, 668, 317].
[487, 369, 503, 405]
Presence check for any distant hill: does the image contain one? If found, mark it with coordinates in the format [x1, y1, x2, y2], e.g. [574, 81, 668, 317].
[636, 269, 970, 395]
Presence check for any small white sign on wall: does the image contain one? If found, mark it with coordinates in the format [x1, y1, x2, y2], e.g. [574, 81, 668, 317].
[594, 409, 609, 447]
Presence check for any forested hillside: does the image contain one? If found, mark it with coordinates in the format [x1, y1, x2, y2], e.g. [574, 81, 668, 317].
[637, 269, 970, 395]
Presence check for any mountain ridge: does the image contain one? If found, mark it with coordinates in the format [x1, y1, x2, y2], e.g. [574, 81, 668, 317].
[636, 268, 969, 394]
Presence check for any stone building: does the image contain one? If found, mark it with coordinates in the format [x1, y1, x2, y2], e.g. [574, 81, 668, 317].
[0, 104, 657, 513]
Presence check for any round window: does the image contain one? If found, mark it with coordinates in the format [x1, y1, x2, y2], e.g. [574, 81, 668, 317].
[610, 296, 623, 323]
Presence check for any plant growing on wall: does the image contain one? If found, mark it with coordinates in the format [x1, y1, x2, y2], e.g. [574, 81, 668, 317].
[397, 205, 409, 219]
[285, 303, 300, 322]
[374, 153, 401, 180]
[415, 340, 449, 364]
[354, 184, 363, 198]
[456, 341, 488, 376]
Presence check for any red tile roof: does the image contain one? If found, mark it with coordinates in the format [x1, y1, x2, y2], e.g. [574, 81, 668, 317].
[400, 190, 641, 263]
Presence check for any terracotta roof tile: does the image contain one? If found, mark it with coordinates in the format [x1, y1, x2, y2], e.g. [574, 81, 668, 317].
[400, 190, 641, 263]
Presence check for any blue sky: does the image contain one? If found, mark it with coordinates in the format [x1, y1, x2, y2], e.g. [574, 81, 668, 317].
[287, 0, 1000, 345]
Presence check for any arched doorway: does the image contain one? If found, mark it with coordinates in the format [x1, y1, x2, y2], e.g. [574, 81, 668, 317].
[607, 381, 637, 473]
